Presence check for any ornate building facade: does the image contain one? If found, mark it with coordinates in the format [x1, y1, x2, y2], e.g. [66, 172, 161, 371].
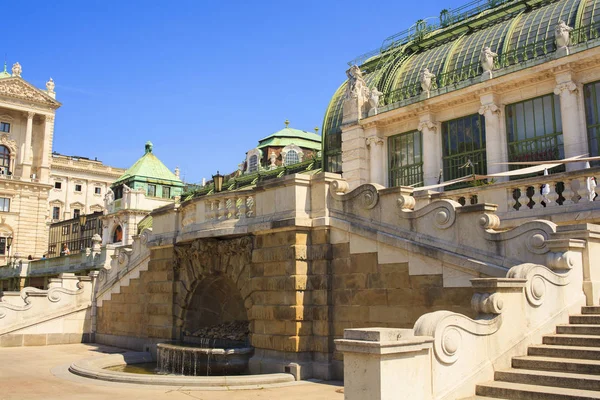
[49, 153, 125, 222]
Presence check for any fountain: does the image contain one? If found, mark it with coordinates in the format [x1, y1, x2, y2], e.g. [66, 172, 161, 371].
[157, 320, 253, 376]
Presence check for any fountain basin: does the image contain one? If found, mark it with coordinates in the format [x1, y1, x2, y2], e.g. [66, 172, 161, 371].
[68, 352, 295, 388]
[157, 341, 253, 376]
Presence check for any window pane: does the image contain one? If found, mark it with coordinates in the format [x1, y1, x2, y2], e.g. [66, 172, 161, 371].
[388, 130, 423, 187]
[442, 113, 487, 186]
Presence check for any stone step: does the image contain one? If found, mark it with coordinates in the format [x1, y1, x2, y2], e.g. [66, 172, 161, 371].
[496, 368, 600, 391]
[557, 324, 600, 335]
[460, 397, 504, 400]
[476, 380, 600, 399]
[582, 306, 600, 315]
[513, 355, 600, 375]
[570, 315, 600, 325]
[543, 334, 600, 347]
[529, 344, 600, 360]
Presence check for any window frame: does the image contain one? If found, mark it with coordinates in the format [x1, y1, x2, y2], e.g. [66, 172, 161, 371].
[0, 197, 9, 213]
[54, 181, 62, 190]
[0, 122, 10, 133]
[162, 186, 171, 199]
[442, 113, 487, 186]
[74, 184, 82, 192]
[94, 187, 102, 195]
[147, 184, 156, 197]
[505, 93, 564, 171]
[388, 130, 424, 188]
[52, 206, 60, 220]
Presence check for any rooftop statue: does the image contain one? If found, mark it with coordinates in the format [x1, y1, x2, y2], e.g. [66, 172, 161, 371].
[11, 62, 21, 78]
[368, 87, 383, 116]
[555, 20, 573, 56]
[269, 151, 277, 170]
[420, 67, 436, 99]
[46, 77, 55, 93]
[480, 47, 498, 80]
[345, 65, 369, 100]
[343, 65, 372, 122]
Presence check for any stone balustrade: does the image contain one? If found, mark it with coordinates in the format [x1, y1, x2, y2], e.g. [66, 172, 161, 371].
[418, 167, 600, 227]
[203, 192, 255, 222]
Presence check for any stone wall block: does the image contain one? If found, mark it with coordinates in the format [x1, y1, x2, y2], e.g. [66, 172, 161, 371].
[308, 274, 330, 290]
[352, 289, 387, 306]
[333, 273, 367, 290]
[311, 229, 330, 245]
[310, 259, 329, 275]
[332, 243, 350, 259]
[307, 244, 332, 260]
[350, 252, 379, 273]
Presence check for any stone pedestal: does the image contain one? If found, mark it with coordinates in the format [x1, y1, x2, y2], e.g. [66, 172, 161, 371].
[335, 328, 434, 400]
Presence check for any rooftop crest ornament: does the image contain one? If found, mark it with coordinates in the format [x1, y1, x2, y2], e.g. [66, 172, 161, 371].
[11, 62, 21, 77]
[480, 47, 497, 81]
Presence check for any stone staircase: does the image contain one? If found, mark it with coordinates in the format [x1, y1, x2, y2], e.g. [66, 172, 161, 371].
[465, 306, 600, 399]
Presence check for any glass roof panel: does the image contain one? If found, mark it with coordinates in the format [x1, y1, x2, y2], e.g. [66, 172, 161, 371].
[391, 41, 455, 91]
[446, 19, 513, 72]
[580, 0, 600, 26]
[506, 0, 580, 52]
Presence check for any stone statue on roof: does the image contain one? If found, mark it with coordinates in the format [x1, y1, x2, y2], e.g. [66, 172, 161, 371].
[420, 68, 436, 99]
[480, 47, 498, 80]
[269, 152, 277, 170]
[555, 20, 573, 56]
[345, 65, 369, 100]
[11, 62, 21, 77]
[46, 78, 55, 93]
[368, 87, 383, 116]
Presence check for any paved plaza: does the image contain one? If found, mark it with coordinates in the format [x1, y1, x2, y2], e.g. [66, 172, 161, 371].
[0, 344, 344, 400]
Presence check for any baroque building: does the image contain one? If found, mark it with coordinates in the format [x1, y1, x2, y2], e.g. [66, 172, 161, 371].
[49, 153, 125, 222]
[0, 62, 60, 261]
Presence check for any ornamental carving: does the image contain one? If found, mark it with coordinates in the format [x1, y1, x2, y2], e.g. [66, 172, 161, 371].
[0, 79, 59, 106]
[480, 47, 498, 80]
[329, 181, 382, 209]
[11, 62, 21, 77]
[478, 103, 500, 115]
[554, 81, 577, 95]
[365, 136, 384, 147]
[417, 120, 437, 132]
[0, 133, 18, 155]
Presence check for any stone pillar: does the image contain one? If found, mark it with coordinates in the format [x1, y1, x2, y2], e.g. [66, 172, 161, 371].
[21, 111, 34, 179]
[40, 115, 53, 182]
[335, 328, 434, 400]
[479, 94, 508, 180]
[366, 136, 385, 186]
[418, 116, 441, 187]
[341, 124, 369, 189]
[554, 73, 587, 171]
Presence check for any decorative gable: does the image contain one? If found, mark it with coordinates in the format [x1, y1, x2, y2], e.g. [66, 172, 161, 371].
[0, 78, 60, 108]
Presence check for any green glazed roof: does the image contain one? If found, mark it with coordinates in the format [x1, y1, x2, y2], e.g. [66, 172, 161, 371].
[113, 141, 183, 187]
[322, 0, 598, 162]
[258, 126, 322, 151]
[0, 63, 11, 79]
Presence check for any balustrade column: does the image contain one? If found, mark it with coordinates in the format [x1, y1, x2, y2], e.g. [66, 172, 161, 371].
[418, 118, 441, 187]
[554, 76, 587, 171]
[21, 111, 34, 179]
[366, 136, 385, 186]
[479, 99, 507, 179]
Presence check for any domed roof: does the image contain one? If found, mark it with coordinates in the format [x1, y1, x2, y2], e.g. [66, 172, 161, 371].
[257, 120, 322, 150]
[322, 0, 599, 154]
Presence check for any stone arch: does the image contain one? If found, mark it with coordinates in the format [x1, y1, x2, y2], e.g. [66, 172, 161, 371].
[173, 236, 254, 339]
[112, 225, 123, 243]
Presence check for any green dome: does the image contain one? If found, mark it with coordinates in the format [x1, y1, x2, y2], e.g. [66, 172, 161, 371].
[322, 0, 599, 171]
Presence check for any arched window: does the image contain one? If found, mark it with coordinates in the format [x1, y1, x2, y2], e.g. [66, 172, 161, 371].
[285, 150, 299, 166]
[112, 225, 123, 243]
[0, 146, 10, 174]
[249, 155, 258, 172]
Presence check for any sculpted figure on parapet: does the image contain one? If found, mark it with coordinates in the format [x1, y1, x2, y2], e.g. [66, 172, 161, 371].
[11, 62, 21, 77]
[555, 20, 573, 49]
[480, 47, 498, 73]
[345, 65, 369, 100]
[420, 67, 436, 98]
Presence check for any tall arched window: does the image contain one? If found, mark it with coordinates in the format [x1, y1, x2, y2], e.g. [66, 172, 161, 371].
[112, 225, 123, 243]
[249, 155, 258, 172]
[285, 150, 299, 166]
[0, 146, 10, 174]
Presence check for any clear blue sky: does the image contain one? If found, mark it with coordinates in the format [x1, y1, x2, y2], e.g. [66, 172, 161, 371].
[4, 0, 463, 183]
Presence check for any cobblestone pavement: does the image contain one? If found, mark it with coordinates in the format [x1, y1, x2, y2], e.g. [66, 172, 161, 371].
[0, 344, 344, 400]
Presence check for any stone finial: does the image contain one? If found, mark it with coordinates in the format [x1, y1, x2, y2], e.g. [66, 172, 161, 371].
[314, 127, 319, 134]
[420, 67, 436, 98]
[11, 62, 21, 77]
[555, 20, 573, 57]
[284, 119, 290, 128]
[46, 77, 55, 93]
[480, 47, 498, 80]
[174, 166, 180, 178]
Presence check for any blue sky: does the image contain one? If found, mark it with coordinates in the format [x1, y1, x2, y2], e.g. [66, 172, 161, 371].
[4, 0, 464, 183]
